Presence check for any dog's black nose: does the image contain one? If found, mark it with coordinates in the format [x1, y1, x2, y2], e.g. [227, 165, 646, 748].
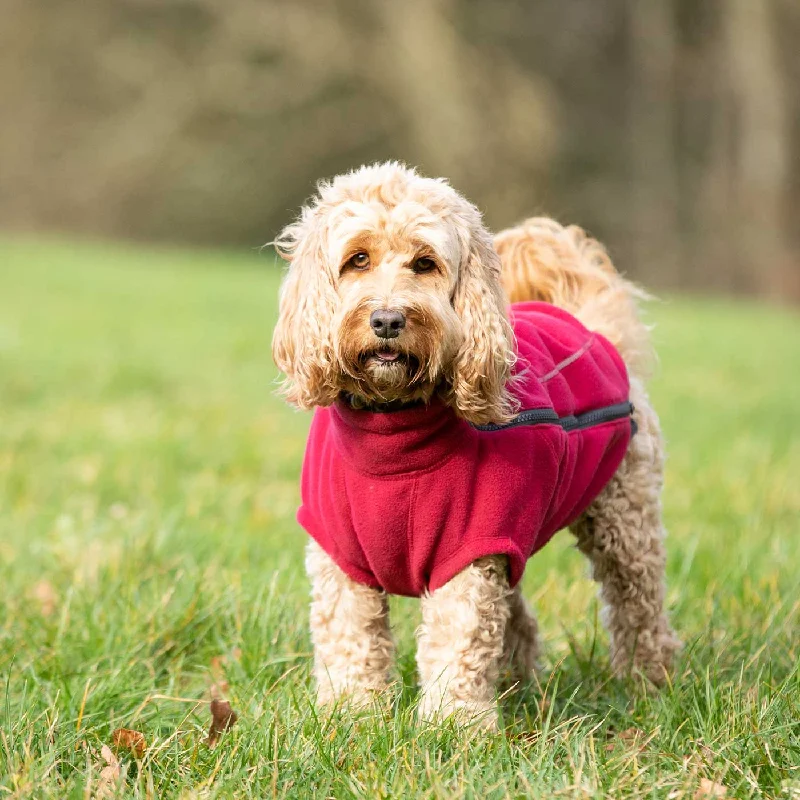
[370, 309, 406, 339]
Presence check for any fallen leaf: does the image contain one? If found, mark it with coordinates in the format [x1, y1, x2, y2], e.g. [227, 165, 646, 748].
[206, 698, 237, 747]
[696, 743, 717, 767]
[694, 778, 727, 799]
[111, 728, 147, 759]
[605, 727, 646, 753]
[619, 727, 644, 744]
[31, 580, 58, 617]
[95, 744, 122, 799]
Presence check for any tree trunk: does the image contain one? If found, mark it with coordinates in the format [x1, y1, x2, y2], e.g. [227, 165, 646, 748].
[726, 0, 791, 298]
[628, 1, 680, 285]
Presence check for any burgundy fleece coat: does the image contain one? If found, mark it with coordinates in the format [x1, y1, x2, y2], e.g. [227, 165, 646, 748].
[297, 301, 634, 597]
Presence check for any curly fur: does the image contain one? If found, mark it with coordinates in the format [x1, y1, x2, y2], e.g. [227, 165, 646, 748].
[496, 218, 681, 687]
[274, 164, 679, 728]
[495, 217, 654, 378]
[501, 586, 541, 683]
[272, 161, 516, 425]
[306, 540, 395, 707]
[570, 376, 682, 684]
[417, 556, 510, 729]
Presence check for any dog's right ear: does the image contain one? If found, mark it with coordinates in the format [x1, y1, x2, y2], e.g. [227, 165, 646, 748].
[272, 207, 340, 409]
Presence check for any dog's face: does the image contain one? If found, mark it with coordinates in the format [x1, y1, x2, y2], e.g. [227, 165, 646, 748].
[272, 162, 516, 424]
[331, 201, 464, 405]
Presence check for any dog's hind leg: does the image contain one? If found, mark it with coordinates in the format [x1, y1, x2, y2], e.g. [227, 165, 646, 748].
[570, 382, 681, 684]
[306, 541, 395, 708]
[501, 586, 540, 684]
[416, 556, 510, 730]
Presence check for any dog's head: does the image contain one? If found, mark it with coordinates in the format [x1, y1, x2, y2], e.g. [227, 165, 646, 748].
[272, 162, 516, 425]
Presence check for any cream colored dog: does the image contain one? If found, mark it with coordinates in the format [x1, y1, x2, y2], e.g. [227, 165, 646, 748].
[272, 162, 680, 728]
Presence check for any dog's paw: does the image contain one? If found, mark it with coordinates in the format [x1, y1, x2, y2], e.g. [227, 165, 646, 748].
[612, 627, 682, 686]
[501, 627, 541, 685]
[317, 687, 385, 711]
[316, 683, 391, 712]
[417, 692, 499, 731]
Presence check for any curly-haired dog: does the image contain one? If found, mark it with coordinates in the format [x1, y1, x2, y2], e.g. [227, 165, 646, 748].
[273, 162, 681, 729]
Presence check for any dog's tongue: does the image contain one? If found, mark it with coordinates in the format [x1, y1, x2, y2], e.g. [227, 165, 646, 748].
[376, 350, 399, 362]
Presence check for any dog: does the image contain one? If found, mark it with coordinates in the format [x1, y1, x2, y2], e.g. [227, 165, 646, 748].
[272, 162, 680, 729]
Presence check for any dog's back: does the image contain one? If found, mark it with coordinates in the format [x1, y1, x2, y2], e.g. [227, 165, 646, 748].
[494, 218, 653, 380]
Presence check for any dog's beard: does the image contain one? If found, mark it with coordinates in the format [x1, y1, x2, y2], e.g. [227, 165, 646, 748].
[334, 301, 457, 407]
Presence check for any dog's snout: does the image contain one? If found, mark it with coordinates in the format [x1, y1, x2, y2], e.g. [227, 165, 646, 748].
[370, 309, 406, 339]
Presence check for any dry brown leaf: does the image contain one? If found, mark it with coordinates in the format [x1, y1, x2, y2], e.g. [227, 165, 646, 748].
[111, 728, 147, 759]
[697, 743, 717, 768]
[605, 727, 646, 753]
[694, 778, 727, 799]
[31, 580, 58, 617]
[619, 727, 644, 743]
[94, 744, 122, 799]
[206, 698, 237, 747]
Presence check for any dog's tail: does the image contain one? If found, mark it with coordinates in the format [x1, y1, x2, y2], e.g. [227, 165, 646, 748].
[494, 217, 654, 378]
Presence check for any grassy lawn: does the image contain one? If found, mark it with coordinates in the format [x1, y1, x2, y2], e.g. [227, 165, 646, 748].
[1, 237, 798, 799]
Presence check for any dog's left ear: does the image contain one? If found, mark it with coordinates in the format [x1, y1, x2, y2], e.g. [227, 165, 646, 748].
[449, 223, 517, 425]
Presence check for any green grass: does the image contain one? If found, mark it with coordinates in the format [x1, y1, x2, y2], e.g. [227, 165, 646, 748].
[1, 237, 798, 799]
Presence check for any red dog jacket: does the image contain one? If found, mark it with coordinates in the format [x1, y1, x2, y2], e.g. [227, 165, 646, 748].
[297, 301, 634, 597]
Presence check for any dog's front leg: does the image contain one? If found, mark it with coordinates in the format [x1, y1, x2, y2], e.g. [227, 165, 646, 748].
[416, 556, 510, 730]
[306, 541, 394, 708]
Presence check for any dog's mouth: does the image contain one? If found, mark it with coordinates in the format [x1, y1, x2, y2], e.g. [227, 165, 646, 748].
[361, 348, 422, 373]
[364, 348, 404, 366]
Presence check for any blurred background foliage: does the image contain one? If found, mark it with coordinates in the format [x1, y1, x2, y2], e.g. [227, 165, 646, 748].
[1, 0, 798, 300]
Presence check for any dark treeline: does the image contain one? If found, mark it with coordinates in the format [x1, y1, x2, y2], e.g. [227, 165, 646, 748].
[1, 0, 797, 299]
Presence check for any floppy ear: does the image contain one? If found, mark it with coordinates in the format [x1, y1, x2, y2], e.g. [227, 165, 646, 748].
[448, 226, 517, 425]
[272, 208, 340, 409]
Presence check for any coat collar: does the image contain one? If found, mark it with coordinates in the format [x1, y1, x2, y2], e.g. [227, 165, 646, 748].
[328, 397, 472, 476]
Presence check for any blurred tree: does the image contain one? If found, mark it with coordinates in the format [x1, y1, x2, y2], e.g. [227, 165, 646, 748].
[628, 0, 680, 284]
[725, 0, 791, 299]
[0, 0, 797, 300]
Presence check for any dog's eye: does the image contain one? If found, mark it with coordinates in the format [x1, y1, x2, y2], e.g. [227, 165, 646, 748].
[348, 252, 370, 271]
[413, 257, 436, 274]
